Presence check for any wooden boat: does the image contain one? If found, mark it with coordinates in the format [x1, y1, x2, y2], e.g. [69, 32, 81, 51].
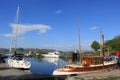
[53, 55, 117, 75]
[52, 26, 117, 75]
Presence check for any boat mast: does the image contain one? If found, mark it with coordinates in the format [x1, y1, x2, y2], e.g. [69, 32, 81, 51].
[78, 23, 82, 63]
[100, 29, 104, 56]
[100, 29, 104, 66]
[14, 5, 20, 51]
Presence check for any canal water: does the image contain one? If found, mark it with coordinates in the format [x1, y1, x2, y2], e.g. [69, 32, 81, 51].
[5, 56, 117, 75]
[5, 57, 70, 75]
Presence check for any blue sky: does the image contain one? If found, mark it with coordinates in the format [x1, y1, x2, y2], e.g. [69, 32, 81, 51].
[0, 0, 120, 51]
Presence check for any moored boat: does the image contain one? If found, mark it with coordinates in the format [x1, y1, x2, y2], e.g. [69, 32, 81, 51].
[53, 55, 117, 75]
[8, 53, 31, 69]
[7, 5, 31, 69]
[42, 51, 60, 58]
[53, 25, 117, 75]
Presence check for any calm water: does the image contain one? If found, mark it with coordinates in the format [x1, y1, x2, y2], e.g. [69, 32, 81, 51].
[29, 57, 69, 75]
[5, 57, 69, 75]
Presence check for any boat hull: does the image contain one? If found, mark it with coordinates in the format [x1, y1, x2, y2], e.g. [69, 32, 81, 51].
[42, 54, 59, 58]
[53, 61, 117, 75]
[8, 59, 31, 69]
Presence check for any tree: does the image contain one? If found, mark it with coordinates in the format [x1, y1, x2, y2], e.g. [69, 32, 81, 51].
[104, 35, 120, 51]
[91, 41, 100, 51]
[17, 48, 24, 52]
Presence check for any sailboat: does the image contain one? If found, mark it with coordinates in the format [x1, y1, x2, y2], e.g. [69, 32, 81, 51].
[52, 26, 117, 75]
[7, 5, 31, 69]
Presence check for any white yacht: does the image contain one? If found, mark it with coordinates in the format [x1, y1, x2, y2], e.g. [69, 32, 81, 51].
[7, 5, 31, 69]
[8, 53, 31, 69]
[42, 51, 60, 58]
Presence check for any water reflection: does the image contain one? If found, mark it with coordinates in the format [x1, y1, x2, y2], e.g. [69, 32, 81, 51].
[42, 58, 59, 65]
[29, 57, 69, 75]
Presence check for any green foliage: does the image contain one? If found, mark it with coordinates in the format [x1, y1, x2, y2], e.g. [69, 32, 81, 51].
[0, 48, 9, 53]
[105, 35, 120, 51]
[91, 41, 100, 51]
[93, 51, 100, 56]
[36, 50, 47, 55]
[17, 48, 25, 52]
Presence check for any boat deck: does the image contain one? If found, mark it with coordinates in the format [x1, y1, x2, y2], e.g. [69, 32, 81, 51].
[65, 60, 116, 68]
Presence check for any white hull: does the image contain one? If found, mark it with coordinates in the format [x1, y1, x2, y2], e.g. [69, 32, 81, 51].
[42, 51, 60, 58]
[8, 58, 31, 69]
[53, 70, 86, 75]
[53, 70, 100, 75]
[42, 54, 59, 58]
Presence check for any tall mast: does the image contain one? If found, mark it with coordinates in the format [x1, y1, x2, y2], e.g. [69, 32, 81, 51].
[100, 28, 104, 66]
[78, 23, 82, 63]
[100, 28, 104, 56]
[15, 5, 20, 51]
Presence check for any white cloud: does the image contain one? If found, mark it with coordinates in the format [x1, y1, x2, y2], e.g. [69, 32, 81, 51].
[56, 10, 62, 14]
[90, 26, 97, 30]
[3, 23, 52, 37]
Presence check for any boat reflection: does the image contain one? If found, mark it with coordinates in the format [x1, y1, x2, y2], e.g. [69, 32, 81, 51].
[42, 58, 59, 65]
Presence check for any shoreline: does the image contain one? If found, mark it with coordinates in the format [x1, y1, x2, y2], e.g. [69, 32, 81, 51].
[0, 63, 120, 80]
[0, 63, 67, 80]
[68, 68, 120, 80]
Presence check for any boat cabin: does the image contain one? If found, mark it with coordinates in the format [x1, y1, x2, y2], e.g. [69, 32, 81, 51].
[81, 55, 104, 66]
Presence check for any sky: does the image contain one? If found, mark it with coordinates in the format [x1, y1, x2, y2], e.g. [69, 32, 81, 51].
[0, 0, 120, 51]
